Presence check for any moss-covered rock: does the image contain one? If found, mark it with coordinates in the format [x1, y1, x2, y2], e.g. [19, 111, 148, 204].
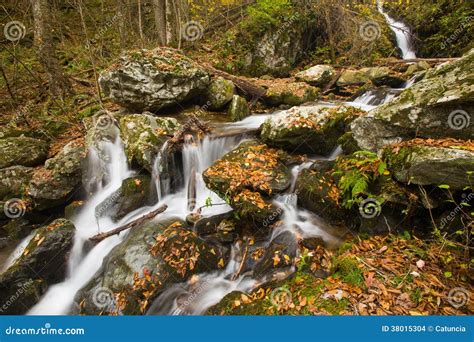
[263, 81, 319, 107]
[75, 219, 225, 315]
[295, 65, 336, 87]
[0, 219, 75, 314]
[260, 105, 363, 155]
[203, 140, 292, 223]
[28, 139, 86, 210]
[227, 95, 250, 122]
[384, 143, 474, 190]
[337, 67, 405, 87]
[0, 166, 33, 201]
[99, 47, 210, 112]
[0, 137, 48, 169]
[207, 77, 235, 110]
[119, 114, 181, 172]
[95, 175, 157, 222]
[351, 49, 474, 152]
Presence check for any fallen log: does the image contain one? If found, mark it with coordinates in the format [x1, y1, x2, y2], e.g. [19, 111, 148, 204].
[201, 63, 267, 102]
[166, 114, 212, 151]
[381, 57, 459, 64]
[89, 205, 168, 244]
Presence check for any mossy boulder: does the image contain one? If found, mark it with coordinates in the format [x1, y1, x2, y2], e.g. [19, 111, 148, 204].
[28, 139, 86, 210]
[260, 105, 363, 155]
[203, 140, 292, 223]
[351, 50, 474, 152]
[95, 175, 157, 222]
[119, 114, 181, 172]
[0, 166, 33, 200]
[99, 47, 210, 112]
[75, 219, 225, 315]
[0, 137, 48, 169]
[295, 65, 336, 87]
[337, 67, 405, 88]
[227, 95, 250, 122]
[207, 77, 235, 110]
[405, 61, 430, 77]
[384, 142, 474, 190]
[0, 219, 75, 314]
[263, 81, 319, 107]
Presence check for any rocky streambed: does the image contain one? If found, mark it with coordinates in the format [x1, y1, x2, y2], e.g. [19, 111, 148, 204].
[0, 46, 472, 315]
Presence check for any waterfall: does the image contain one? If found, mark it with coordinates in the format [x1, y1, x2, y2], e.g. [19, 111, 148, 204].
[377, 0, 416, 60]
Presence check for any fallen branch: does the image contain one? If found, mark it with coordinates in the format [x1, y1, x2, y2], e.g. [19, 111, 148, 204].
[380, 57, 459, 64]
[232, 239, 249, 281]
[89, 205, 168, 244]
[166, 114, 211, 151]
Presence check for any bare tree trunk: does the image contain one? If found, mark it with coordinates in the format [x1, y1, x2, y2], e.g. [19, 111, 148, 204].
[31, 0, 72, 98]
[152, 0, 167, 45]
[138, 0, 144, 44]
[117, 0, 127, 49]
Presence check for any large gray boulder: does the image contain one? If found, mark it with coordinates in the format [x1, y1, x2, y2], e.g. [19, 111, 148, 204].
[99, 48, 210, 112]
[295, 65, 336, 87]
[0, 166, 33, 200]
[74, 219, 225, 315]
[0, 219, 75, 314]
[0, 137, 48, 169]
[384, 143, 474, 190]
[351, 50, 474, 152]
[260, 105, 363, 155]
[28, 139, 86, 210]
[119, 114, 181, 172]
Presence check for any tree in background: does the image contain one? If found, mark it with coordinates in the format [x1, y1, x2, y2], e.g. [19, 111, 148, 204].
[30, 0, 72, 98]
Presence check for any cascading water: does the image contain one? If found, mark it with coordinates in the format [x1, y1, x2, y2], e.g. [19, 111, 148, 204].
[377, 0, 416, 60]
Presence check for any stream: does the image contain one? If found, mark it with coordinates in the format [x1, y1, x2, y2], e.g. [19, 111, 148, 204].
[2, 4, 417, 316]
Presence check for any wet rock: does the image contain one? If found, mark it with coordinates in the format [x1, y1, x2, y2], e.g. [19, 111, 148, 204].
[99, 48, 210, 112]
[295, 65, 336, 87]
[203, 140, 292, 223]
[405, 61, 430, 77]
[253, 231, 297, 279]
[95, 175, 157, 222]
[195, 212, 233, 236]
[207, 77, 235, 110]
[384, 143, 474, 190]
[28, 139, 86, 210]
[260, 105, 363, 155]
[119, 114, 181, 172]
[351, 50, 474, 152]
[0, 137, 48, 169]
[75, 219, 225, 315]
[0, 219, 75, 314]
[227, 95, 250, 122]
[64, 201, 85, 220]
[0, 166, 33, 200]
